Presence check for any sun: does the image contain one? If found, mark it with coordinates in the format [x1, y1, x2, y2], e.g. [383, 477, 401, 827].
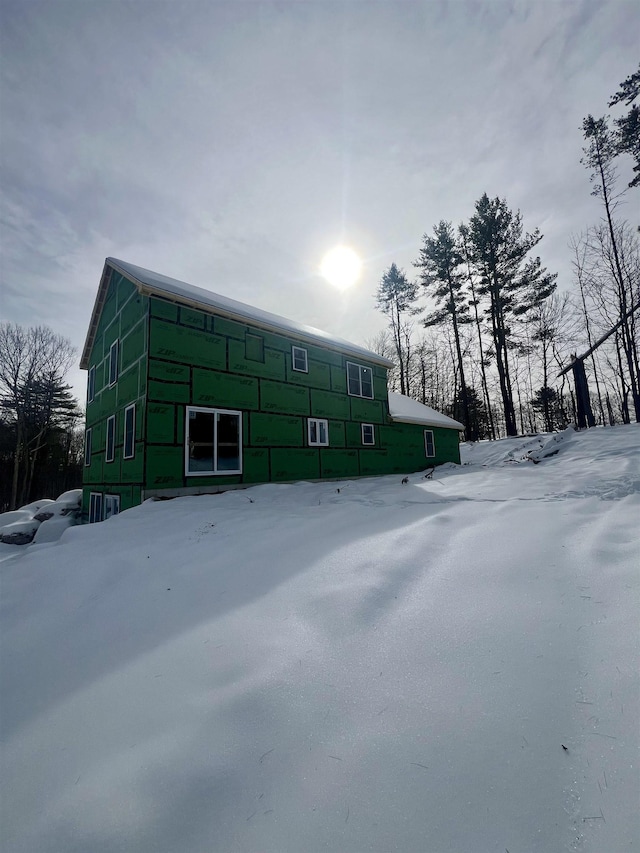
[320, 246, 362, 291]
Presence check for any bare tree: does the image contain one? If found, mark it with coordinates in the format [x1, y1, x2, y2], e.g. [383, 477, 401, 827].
[0, 324, 77, 509]
[582, 118, 640, 420]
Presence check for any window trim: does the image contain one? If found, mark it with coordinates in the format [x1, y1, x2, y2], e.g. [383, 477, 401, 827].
[89, 492, 103, 523]
[104, 494, 120, 520]
[105, 415, 116, 463]
[84, 428, 92, 467]
[424, 429, 435, 458]
[108, 340, 119, 387]
[361, 423, 375, 446]
[123, 404, 136, 460]
[87, 365, 96, 403]
[291, 345, 308, 373]
[185, 406, 243, 477]
[307, 417, 329, 447]
[346, 361, 374, 399]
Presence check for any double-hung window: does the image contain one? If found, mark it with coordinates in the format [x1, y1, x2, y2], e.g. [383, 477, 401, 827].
[361, 423, 375, 445]
[123, 404, 135, 459]
[346, 362, 374, 399]
[87, 365, 96, 403]
[109, 340, 119, 387]
[84, 428, 92, 466]
[106, 415, 116, 463]
[186, 407, 242, 475]
[104, 494, 120, 519]
[292, 345, 308, 373]
[89, 492, 103, 523]
[424, 429, 435, 458]
[307, 418, 329, 447]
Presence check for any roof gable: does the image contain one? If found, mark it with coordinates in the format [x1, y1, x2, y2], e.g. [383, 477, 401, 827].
[81, 258, 394, 370]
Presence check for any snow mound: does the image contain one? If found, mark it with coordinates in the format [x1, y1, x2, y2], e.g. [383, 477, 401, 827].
[0, 518, 40, 545]
[0, 509, 34, 531]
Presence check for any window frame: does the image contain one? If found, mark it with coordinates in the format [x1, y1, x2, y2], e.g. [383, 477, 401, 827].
[108, 340, 119, 387]
[424, 429, 435, 458]
[361, 423, 375, 446]
[123, 404, 136, 460]
[89, 492, 103, 523]
[84, 428, 92, 467]
[104, 494, 120, 520]
[307, 417, 329, 447]
[87, 365, 96, 403]
[346, 361, 374, 399]
[291, 345, 308, 373]
[185, 406, 243, 477]
[105, 414, 116, 463]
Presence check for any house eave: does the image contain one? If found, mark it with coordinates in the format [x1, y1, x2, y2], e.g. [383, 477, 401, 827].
[390, 414, 465, 430]
[80, 262, 117, 370]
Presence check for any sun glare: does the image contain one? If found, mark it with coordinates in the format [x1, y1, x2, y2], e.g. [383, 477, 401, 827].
[320, 246, 362, 291]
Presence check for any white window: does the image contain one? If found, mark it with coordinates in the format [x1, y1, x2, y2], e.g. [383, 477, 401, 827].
[424, 429, 435, 458]
[307, 418, 329, 447]
[104, 494, 120, 519]
[347, 362, 374, 399]
[109, 340, 119, 387]
[123, 404, 135, 459]
[89, 492, 103, 523]
[361, 423, 375, 445]
[84, 428, 92, 466]
[87, 365, 96, 403]
[292, 345, 308, 373]
[106, 415, 116, 463]
[186, 407, 242, 476]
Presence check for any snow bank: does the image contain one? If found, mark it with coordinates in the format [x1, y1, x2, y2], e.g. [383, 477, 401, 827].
[1, 425, 638, 853]
[0, 489, 81, 545]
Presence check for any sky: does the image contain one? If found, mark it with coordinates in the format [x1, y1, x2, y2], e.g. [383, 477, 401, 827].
[1, 0, 638, 402]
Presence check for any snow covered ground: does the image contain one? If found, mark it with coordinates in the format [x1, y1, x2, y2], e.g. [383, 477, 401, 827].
[1, 425, 638, 853]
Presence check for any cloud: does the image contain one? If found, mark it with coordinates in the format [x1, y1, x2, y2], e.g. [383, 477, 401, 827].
[1, 0, 638, 404]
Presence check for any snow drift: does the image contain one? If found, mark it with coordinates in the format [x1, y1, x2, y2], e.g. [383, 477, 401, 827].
[1, 426, 638, 853]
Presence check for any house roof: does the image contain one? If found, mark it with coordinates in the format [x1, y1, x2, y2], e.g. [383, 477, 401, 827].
[388, 391, 464, 430]
[80, 258, 395, 370]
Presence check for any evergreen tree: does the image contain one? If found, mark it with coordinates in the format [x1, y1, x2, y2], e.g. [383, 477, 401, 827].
[375, 264, 418, 396]
[530, 386, 567, 433]
[415, 221, 475, 439]
[609, 64, 640, 189]
[451, 385, 490, 440]
[0, 323, 79, 508]
[466, 194, 557, 436]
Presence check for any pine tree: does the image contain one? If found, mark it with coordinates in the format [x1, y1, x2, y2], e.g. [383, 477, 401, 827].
[609, 64, 640, 189]
[375, 264, 418, 396]
[415, 221, 475, 439]
[466, 195, 557, 436]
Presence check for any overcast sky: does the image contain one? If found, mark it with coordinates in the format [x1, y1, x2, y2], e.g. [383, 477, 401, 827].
[1, 0, 638, 401]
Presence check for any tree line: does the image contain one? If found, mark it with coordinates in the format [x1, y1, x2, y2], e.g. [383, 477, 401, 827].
[0, 323, 83, 512]
[372, 65, 639, 441]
